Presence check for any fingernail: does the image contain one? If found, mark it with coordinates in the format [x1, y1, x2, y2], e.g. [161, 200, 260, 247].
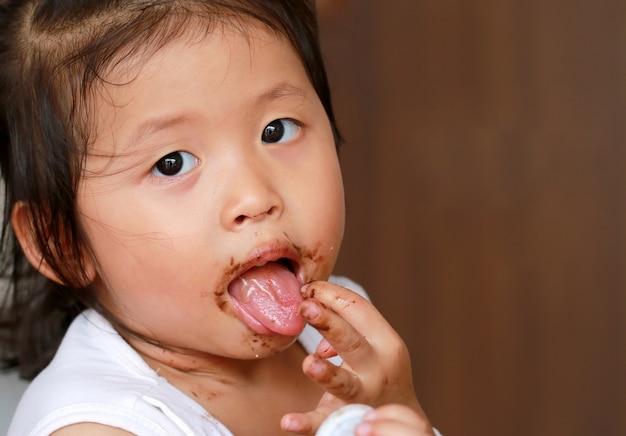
[300, 300, 321, 320]
[307, 354, 327, 376]
[322, 343, 333, 355]
[280, 415, 298, 432]
[301, 283, 316, 298]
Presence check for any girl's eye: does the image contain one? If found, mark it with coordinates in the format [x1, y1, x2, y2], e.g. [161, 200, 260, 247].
[261, 119, 299, 144]
[152, 151, 198, 177]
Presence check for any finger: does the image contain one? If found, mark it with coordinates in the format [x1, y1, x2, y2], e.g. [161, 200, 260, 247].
[302, 281, 382, 327]
[315, 337, 338, 358]
[302, 281, 403, 347]
[302, 353, 362, 400]
[299, 298, 374, 366]
[281, 410, 328, 435]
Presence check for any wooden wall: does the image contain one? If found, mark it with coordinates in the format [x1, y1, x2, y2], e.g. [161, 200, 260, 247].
[317, 1, 626, 435]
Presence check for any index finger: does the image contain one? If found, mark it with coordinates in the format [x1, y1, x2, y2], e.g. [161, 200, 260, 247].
[302, 280, 400, 344]
[299, 296, 373, 367]
[300, 281, 401, 366]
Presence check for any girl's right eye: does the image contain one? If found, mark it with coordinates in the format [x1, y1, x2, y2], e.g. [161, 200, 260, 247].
[152, 151, 198, 177]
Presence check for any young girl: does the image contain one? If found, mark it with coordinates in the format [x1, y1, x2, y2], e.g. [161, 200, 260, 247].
[0, 1, 438, 434]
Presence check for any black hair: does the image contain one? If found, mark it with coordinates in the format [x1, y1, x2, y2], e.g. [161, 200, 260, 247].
[0, 0, 340, 379]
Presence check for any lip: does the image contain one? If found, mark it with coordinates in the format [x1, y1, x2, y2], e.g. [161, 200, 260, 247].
[227, 241, 303, 287]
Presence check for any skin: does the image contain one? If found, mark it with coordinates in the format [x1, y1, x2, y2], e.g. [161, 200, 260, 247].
[21, 22, 433, 436]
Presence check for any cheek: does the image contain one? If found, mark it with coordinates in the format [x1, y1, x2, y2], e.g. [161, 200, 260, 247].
[317, 151, 345, 233]
[324, 176, 345, 245]
[325, 159, 346, 267]
[78, 192, 193, 289]
[322, 154, 346, 231]
[300, 157, 345, 278]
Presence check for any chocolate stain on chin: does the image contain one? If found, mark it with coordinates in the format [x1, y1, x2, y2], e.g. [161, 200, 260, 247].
[248, 335, 272, 351]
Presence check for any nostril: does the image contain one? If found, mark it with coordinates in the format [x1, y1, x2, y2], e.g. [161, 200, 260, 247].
[233, 206, 277, 225]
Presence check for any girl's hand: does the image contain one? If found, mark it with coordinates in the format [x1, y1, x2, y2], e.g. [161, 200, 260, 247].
[280, 280, 432, 434]
[356, 404, 436, 436]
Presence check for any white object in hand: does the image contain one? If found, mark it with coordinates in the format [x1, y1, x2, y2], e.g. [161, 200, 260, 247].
[316, 404, 374, 436]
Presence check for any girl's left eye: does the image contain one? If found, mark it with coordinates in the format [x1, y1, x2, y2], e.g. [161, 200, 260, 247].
[261, 119, 299, 144]
[151, 151, 198, 177]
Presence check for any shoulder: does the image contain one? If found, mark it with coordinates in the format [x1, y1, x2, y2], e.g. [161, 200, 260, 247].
[18, 310, 158, 400]
[9, 311, 146, 434]
[9, 310, 227, 435]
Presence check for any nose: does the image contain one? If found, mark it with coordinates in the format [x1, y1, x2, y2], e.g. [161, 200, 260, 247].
[220, 161, 284, 230]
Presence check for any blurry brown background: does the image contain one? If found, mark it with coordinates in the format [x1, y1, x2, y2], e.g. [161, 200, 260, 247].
[317, 1, 626, 435]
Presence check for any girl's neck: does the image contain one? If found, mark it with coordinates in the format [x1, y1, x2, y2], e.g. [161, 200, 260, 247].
[129, 338, 322, 434]
[123, 331, 299, 381]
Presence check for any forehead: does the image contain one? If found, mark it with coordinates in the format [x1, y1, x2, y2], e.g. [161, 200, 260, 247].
[98, 18, 292, 87]
[87, 22, 312, 153]
[97, 21, 308, 109]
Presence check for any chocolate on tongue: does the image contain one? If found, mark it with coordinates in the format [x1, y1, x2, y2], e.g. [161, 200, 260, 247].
[228, 261, 305, 335]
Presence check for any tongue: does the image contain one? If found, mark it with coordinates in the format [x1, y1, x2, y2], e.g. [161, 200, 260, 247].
[228, 261, 305, 336]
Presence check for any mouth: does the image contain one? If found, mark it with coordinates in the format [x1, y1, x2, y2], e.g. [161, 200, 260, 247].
[241, 247, 300, 276]
[276, 257, 296, 274]
[226, 245, 306, 336]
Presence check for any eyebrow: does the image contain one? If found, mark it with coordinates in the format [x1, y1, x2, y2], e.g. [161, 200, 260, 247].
[125, 114, 193, 151]
[255, 82, 309, 105]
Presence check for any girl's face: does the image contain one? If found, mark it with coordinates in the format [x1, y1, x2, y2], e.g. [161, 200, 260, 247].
[77, 24, 344, 361]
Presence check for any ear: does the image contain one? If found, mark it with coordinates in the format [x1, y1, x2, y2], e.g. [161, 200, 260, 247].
[11, 201, 96, 286]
